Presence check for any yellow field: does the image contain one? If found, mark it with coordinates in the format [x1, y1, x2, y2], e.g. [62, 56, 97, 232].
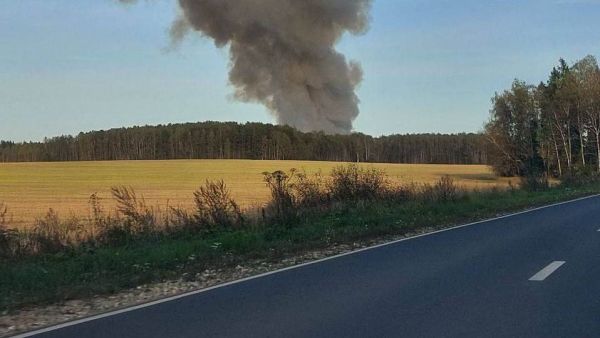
[0, 160, 513, 227]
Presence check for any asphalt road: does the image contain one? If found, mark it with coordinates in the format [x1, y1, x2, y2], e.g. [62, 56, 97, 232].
[20, 195, 600, 338]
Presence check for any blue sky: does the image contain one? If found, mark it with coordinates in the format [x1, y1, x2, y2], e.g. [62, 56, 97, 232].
[1, 0, 599, 141]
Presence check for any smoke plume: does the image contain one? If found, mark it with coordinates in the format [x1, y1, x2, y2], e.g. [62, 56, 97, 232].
[123, 0, 372, 134]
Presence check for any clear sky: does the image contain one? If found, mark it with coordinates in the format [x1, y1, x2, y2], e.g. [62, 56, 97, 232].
[1, 0, 599, 142]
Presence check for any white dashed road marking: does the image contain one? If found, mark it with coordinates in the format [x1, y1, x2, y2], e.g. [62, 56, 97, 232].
[529, 261, 566, 281]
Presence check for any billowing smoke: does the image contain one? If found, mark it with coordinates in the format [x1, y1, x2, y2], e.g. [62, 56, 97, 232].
[122, 0, 372, 134]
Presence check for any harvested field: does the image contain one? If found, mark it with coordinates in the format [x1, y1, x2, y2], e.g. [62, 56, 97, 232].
[0, 160, 513, 227]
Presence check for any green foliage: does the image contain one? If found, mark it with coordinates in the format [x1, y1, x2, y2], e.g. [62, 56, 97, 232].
[485, 80, 543, 177]
[0, 121, 488, 165]
[486, 54, 600, 179]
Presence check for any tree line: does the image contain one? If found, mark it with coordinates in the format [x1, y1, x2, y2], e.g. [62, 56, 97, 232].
[485, 55, 600, 177]
[0, 122, 487, 164]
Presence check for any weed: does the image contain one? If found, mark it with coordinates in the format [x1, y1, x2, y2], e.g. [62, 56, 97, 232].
[329, 164, 388, 200]
[263, 170, 297, 223]
[111, 186, 156, 233]
[521, 174, 550, 192]
[193, 180, 244, 229]
[0, 202, 17, 257]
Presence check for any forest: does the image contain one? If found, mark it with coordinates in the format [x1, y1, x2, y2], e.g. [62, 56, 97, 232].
[485, 55, 600, 178]
[0, 122, 488, 164]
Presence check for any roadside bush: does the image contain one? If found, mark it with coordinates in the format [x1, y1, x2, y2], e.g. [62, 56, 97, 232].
[30, 209, 86, 253]
[29, 209, 64, 253]
[88, 193, 105, 231]
[111, 186, 156, 233]
[293, 170, 329, 208]
[193, 180, 244, 229]
[421, 176, 460, 202]
[166, 206, 194, 230]
[329, 164, 387, 201]
[521, 174, 549, 191]
[88, 193, 122, 242]
[0, 202, 7, 227]
[559, 169, 600, 188]
[0, 202, 18, 257]
[263, 170, 297, 223]
[384, 182, 418, 202]
[435, 175, 460, 201]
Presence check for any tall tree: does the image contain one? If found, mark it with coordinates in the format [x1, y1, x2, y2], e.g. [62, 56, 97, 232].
[486, 80, 543, 176]
[574, 56, 600, 171]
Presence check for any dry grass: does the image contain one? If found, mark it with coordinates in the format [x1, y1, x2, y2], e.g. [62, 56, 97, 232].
[0, 160, 513, 228]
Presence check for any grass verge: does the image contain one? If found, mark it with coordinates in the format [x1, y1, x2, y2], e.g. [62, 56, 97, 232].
[2, 183, 599, 312]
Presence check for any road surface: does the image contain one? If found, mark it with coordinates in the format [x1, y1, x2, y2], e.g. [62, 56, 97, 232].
[18, 195, 600, 338]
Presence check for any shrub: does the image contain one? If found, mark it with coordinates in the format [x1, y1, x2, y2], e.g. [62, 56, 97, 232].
[559, 169, 600, 188]
[111, 186, 156, 233]
[421, 176, 460, 202]
[384, 182, 417, 202]
[293, 170, 329, 208]
[165, 206, 194, 230]
[30, 209, 87, 253]
[329, 164, 387, 201]
[193, 180, 244, 229]
[30, 209, 63, 253]
[86, 193, 127, 246]
[0, 202, 18, 257]
[88, 193, 104, 228]
[434, 175, 459, 201]
[0, 202, 7, 227]
[521, 174, 549, 191]
[263, 170, 296, 222]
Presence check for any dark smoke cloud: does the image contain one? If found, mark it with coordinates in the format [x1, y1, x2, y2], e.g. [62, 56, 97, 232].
[122, 0, 372, 134]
